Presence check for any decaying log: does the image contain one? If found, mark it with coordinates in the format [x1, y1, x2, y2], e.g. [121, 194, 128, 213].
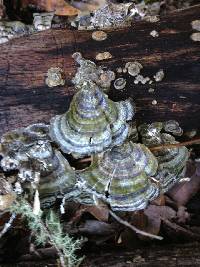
[3, 242, 200, 266]
[83, 242, 200, 267]
[0, 5, 200, 137]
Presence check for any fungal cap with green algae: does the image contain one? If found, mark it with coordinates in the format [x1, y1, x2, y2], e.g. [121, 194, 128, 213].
[0, 123, 50, 171]
[49, 81, 135, 158]
[0, 124, 76, 207]
[79, 141, 159, 211]
[23, 143, 77, 207]
[138, 122, 189, 192]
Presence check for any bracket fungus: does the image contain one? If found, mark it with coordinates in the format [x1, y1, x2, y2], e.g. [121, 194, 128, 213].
[92, 30, 108, 41]
[96, 51, 112, 61]
[125, 61, 143, 77]
[0, 51, 191, 214]
[114, 78, 127, 90]
[80, 2, 132, 29]
[0, 20, 34, 44]
[78, 141, 159, 211]
[72, 52, 115, 91]
[50, 81, 135, 158]
[21, 142, 76, 207]
[154, 69, 165, 82]
[45, 67, 65, 88]
[138, 122, 189, 192]
[0, 123, 50, 171]
[0, 124, 76, 207]
[33, 12, 54, 31]
[163, 120, 183, 136]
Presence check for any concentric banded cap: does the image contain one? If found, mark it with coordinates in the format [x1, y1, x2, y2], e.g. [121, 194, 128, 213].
[80, 141, 159, 211]
[50, 82, 135, 158]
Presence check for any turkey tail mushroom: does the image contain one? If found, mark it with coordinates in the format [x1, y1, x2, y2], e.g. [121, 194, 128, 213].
[49, 81, 135, 158]
[138, 122, 189, 192]
[78, 141, 159, 211]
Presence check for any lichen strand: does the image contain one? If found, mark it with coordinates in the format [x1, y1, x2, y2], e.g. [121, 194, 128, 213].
[138, 122, 189, 192]
[0, 12, 54, 44]
[49, 81, 135, 158]
[79, 141, 159, 211]
[154, 69, 165, 82]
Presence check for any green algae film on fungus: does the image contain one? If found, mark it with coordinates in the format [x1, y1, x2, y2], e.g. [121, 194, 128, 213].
[79, 141, 159, 211]
[0, 50, 190, 213]
[49, 81, 135, 158]
[138, 122, 189, 192]
[0, 124, 76, 207]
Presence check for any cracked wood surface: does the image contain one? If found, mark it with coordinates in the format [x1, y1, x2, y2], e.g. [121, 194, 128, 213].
[4, 242, 200, 266]
[0, 5, 200, 137]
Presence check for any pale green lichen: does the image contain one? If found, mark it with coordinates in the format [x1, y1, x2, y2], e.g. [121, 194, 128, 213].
[10, 199, 84, 267]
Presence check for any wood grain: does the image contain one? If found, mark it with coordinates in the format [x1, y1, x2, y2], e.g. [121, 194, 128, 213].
[0, 5, 200, 137]
[5, 242, 200, 266]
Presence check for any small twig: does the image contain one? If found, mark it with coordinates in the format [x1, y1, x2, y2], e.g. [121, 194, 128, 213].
[0, 213, 16, 239]
[76, 139, 200, 158]
[77, 157, 92, 164]
[76, 139, 200, 162]
[150, 137, 200, 152]
[109, 210, 163, 240]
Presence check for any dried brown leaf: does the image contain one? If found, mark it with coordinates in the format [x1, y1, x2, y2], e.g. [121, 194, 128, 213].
[83, 205, 109, 222]
[151, 194, 166, 206]
[69, 0, 106, 13]
[120, 211, 149, 245]
[144, 205, 176, 235]
[168, 162, 200, 206]
[70, 204, 109, 224]
[129, 211, 148, 230]
[22, 0, 79, 16]
[0, 193, 16, 211]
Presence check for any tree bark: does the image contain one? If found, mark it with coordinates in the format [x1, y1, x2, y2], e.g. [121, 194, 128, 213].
[0, 6, 200, 136]
[4, 242, 200, 266]
[83, 242, 200, 267]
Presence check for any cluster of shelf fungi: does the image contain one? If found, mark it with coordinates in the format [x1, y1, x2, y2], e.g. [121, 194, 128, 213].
[0, 53, 189, 215]
[0, 1, 200, 265]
